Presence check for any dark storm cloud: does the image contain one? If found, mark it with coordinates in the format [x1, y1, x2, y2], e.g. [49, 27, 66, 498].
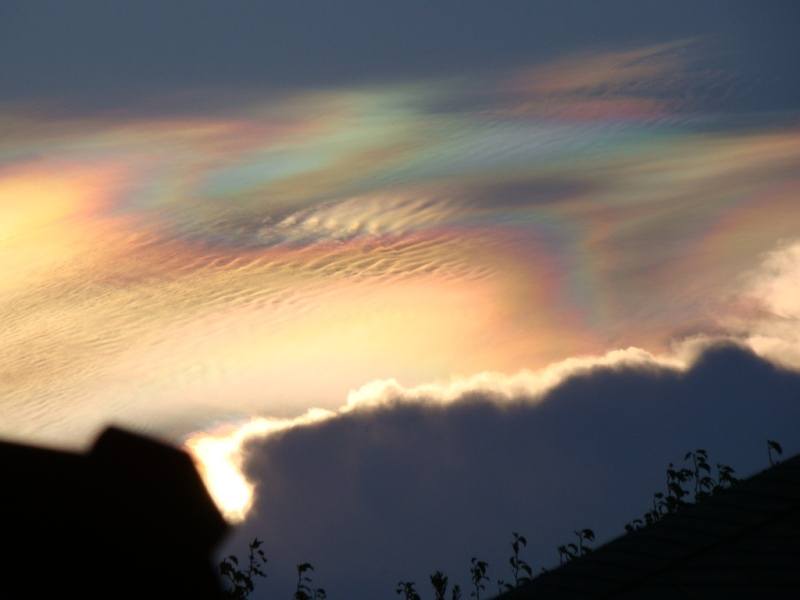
[2, 1, 799, 113]
[227, 344, 800, 598]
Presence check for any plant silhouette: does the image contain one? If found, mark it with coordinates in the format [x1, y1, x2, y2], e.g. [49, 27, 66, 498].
[469, 557, 489, 600]
[219, 538, 267, 599]
[295, 562, 326, 600]
[685, 449, 715, 500]
[396, 580, 421, 600]
[557, 528, 594, 564]
[625, 446, 743, 533]
[768, 439, 783, 465]
[498, 532, 532, 592]
[430, 570, 449, 600]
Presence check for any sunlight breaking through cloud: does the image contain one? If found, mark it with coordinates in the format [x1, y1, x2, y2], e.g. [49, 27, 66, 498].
[184, 408, 335, 522]
[185, 239, 800, 521]
[185, 346, 692, 521]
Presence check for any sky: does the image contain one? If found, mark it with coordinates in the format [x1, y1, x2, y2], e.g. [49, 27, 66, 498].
[2, 1, 800, 597]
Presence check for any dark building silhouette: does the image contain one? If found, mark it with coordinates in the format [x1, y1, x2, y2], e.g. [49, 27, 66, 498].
[499, 454, 800, 599]
[0, 427, 228, 598]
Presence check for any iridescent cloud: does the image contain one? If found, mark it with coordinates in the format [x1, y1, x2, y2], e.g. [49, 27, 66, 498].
[3, 40, 800, 496]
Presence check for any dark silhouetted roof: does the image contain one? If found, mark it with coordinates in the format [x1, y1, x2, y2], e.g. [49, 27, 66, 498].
[499, 455, 800, 599]
[0, 427, 229, 598]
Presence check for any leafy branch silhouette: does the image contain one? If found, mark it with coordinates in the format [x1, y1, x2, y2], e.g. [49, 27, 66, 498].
[430, 570, 448, 600]
[497, 531, 533, 592]
[219, 538, 267, 599]
[396, 580, 421, 600]
[295, 562, 326, 600]
[625, 447, 742, 533]
[768, 439, 783, 466]
[557, 529, 594, 564]
[469, 557, 489, 600]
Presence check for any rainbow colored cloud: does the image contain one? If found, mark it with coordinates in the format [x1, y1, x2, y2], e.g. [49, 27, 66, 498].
[2, 41, 799, 476]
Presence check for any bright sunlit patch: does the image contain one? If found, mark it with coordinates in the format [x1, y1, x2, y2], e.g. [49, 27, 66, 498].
[0, 163, 124, 291]
[184, 408, 335, 522]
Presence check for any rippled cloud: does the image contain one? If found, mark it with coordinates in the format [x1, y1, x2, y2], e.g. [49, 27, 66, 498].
[3, 41, 800, 453]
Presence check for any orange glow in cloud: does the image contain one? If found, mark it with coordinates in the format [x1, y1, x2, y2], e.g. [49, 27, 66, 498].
[185, 408, 335, 521]
[0, 163, 127, 293]
[3, 43, 800, 523]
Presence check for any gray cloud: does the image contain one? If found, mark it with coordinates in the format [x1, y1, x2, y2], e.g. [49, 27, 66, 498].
[224, 343, 800, 598]
[2, 2, 799, 112]
[460, 178, 597, 210]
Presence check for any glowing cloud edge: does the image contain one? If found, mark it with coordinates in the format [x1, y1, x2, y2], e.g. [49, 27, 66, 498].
[184, 343, 701, 522]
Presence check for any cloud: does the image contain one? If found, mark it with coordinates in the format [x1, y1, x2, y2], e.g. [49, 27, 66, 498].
[188, 345, 685, 522]
[495, 39, 708, 120]
[5, 32, 800, 472]
[185, 238, 800, 524]
[217, 342, 800, 599]
[2, 2, 777, 109]
[185, 240, 800, 598]
[723, 240, 800, 369]
[508, 40, 693, 97]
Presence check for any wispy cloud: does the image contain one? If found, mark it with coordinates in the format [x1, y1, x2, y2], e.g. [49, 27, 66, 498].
[3, 41, 800, 456]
